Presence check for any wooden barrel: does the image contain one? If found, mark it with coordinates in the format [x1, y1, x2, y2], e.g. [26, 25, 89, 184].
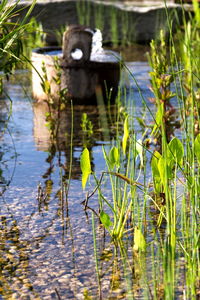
[31, 46, 62, 102]
[31, 26, 121, 104]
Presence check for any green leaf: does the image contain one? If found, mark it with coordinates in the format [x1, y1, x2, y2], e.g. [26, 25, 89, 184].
[109, 146, 120, 169]
[100, 211, 113, 231]
[158, 156, 166, 186]
[151, 151, 162, 174]
[151, 103, 164, 135]
[151, 151, 162, 193]
[80, 148, 91, 189]
[194, 134, 200, 164]
[122, 116, 129, 155]
[133, 226, 146, 252]
[168, 137, 184, 166]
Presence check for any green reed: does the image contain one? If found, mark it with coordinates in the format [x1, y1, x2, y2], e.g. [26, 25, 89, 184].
[76, 0, 132, 45]
[76, 0, 91, 26]
[80, 101, 146, 241]
[151, 1, 200, 298]
[0, 0, 36, 93]
[79, 1, 200, 297]
[91, 212, 102, 299]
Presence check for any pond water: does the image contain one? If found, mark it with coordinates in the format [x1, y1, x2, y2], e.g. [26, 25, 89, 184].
[0, 46, 180, 299]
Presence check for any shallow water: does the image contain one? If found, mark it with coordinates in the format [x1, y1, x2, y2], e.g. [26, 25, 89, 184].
[0, 57, 184, 298]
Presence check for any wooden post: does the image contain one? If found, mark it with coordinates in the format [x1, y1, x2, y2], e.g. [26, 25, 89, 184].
[32, 26, 120, 104]
[62, 25, 93, 65]
[61, 25, 98, 101]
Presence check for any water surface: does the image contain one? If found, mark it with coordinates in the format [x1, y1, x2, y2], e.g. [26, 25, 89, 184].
[0, 60, 157, 299]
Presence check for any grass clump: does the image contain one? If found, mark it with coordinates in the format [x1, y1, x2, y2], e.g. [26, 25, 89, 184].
[0, 0, 37, 80]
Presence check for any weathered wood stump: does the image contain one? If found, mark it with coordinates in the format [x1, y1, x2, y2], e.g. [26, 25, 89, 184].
[31, 25, 121, 104]
[62, 25, 93, 64]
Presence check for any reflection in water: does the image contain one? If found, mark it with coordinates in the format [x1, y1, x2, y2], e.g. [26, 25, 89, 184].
[0, 100, 9, 190]
[33, 101, 122, 180]
[0, 99, 17, 196]
[33, 99, 123, 238]
[91, 228, 149, 299]
[33, 101, 121, 150]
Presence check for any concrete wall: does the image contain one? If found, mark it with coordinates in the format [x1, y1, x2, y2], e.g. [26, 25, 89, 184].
[14, 0, 187, 44]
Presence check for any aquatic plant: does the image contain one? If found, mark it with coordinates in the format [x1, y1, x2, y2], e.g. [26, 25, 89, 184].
[55, 24, 66, 46]
[80, 113, 94, 148]
[148, 29, 179, 144]
[80, 111, 146, 241]
[41, 57, 68, 141]
[20, 17, 45, 66]
[76, 0, 91, 26]
[175, 0, 200, 136]
[78, 2, 200, 298]
[76, 0, 134, 45]
[0, 0, 36, 84]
